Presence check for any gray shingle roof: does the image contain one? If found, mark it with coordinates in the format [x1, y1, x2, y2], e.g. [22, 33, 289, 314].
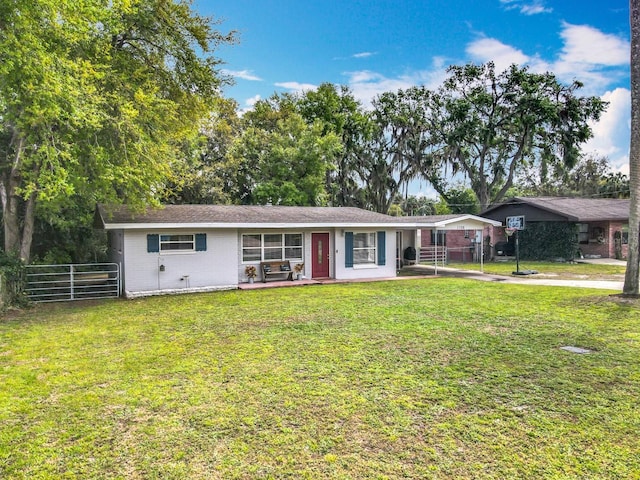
[482, 197, 630, 222]
[97, 204, 404, 228]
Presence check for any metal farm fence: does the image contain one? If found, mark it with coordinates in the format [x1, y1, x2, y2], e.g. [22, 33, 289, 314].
[25, 263, 120, 303]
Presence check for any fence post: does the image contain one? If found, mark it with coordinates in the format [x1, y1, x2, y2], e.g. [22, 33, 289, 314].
[70, 265, 75, 300]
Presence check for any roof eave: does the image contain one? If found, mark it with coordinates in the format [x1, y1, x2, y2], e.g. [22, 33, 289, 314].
[101, 222, 415, 230]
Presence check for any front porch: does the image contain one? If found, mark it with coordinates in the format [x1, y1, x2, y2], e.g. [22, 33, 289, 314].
[237, 267, 434, 290]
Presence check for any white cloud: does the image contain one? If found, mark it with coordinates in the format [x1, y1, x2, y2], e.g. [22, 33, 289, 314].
[353, 52, 375, 58]
[245, 94, 261, 107]
[614, 157, 629, 177]
[521, 4, 551, 15]
[559, 23, 629, 67]
[544, 23, 630, 96]
[466, 37, 530, 72]
[464, 24, 629, 95]
[499, 0, 552, 15]
[582, 87, 630, 173]
[274, 81, 317, 93]
[237, 94, 262, 116]
[344, 62, 449, 107]
[221, 69, 262, 81]
[345, 71, 415, 106]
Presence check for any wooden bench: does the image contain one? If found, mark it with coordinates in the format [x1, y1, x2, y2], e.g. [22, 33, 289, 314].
[260, 260, 293, 282]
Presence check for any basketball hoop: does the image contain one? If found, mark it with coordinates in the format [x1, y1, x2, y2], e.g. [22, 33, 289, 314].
[505, 227, 518, 237]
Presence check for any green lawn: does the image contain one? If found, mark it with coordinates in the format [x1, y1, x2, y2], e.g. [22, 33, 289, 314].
[445, 260, 627, 281]
[1, 279, 639, 479]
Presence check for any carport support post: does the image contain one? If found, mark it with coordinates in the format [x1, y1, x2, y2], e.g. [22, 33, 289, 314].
[434, 228, 438, 275]
[479, 229, 484, 273]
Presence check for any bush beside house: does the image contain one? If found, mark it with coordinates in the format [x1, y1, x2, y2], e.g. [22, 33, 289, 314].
[517, 222, 579, 261]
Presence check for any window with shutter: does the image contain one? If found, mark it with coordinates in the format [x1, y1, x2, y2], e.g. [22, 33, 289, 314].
[377, 231, 386, 265]
[345, 232, 354, 268]
[147, 234, 159, 253]
[195, 233, 207, 251]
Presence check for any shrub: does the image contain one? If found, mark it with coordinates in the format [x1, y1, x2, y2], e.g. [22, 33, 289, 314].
[0, 251, 29, 308]
[519, 222, 579, 261]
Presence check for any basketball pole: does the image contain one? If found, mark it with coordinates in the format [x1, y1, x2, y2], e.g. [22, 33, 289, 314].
[514, 229, 520, 274]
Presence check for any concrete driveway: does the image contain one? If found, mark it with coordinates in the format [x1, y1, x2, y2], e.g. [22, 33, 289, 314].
[404, 264, 625, 291]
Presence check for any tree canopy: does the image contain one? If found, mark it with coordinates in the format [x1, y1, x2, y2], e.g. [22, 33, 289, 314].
[0, 0, 235, 261]
[230, 97, 342, 205]
[425, 63, 606, 211]
[516, 153, 630, 198]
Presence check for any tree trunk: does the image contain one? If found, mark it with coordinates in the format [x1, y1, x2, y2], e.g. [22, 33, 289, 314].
[1, 132, 34, 263]
[624, 0, 640, 295]
[19, 193, 36, 263]
[1, 182, 22, 255]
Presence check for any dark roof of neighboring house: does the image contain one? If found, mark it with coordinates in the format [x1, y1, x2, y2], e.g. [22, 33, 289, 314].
[481, 197, 630, 222]
[401, 214, 466, 223]
[390, 213, 502, 226]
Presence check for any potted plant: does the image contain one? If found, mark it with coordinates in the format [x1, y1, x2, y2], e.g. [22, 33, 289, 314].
[245, 265, 257, 284]
[294, 263, 304, 280]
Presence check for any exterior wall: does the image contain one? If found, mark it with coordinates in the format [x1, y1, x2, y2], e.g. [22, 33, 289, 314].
[238, 227, 397, 282]
[334, 228, 397, 280]
[579, 221, 628, 259]
[123, 229, 237, 295]
[107, 229, 125, 292]
[237, 228, 310, 282]
[578, 221, 610, 258]
[120, 226, 401, 294]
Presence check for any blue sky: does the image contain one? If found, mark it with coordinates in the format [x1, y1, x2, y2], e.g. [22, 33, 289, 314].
[196, 0, 631, 195]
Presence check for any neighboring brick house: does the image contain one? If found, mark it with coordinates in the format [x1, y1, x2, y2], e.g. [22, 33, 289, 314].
[385, 214, 502, 265]
[480, 197, 630, 259]
[414, 215, 497, 263]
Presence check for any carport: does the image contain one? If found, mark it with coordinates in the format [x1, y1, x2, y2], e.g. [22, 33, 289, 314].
[393, 214, 503, 274]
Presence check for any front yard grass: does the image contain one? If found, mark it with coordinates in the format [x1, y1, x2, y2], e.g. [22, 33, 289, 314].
[1, 279, 639, 479]
[446, 260, 627, 281]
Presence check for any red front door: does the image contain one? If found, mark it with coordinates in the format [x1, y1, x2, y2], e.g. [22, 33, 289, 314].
[311, 233, 330, 278]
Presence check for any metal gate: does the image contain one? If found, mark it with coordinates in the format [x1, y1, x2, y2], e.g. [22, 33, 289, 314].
[419, 246, 448, 265]
[25, 263, 120, 303]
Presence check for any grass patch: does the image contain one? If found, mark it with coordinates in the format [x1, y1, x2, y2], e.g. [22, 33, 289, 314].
[446, 261, 626, 281]
[1, 279, 639, 478]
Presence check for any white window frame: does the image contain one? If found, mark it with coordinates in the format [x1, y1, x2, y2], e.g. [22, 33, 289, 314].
[242, 233, 303, 263]
[160, 234, 195, 253]
[353, 232, 376, 265]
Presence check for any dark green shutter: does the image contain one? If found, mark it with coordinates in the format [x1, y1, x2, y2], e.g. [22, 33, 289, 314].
[195, 233, 207, 251]
[147, 234, 159, 253]
[377, 231, 386, 265]
[345, 232, 354, 268]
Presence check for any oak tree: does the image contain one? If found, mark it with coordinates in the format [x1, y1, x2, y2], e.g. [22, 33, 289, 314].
[428, 63, 606, 211]
[0, 0, 235, 261]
